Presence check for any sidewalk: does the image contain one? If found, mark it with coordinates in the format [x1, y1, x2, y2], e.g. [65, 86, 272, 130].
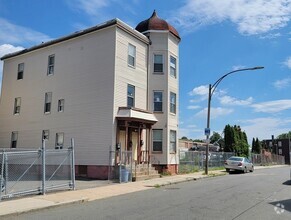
[0, 165, 287, 217]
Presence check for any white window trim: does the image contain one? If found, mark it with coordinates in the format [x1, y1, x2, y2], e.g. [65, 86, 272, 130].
[170, 92, 176, 114]
[14, 97, 21, 115]
[170, 55, 177, 78]
[153, 91, 163, 112]
[153, 54, 164, 74]
[153, 129, 163, 152]
[47, 54, 55, 76]
[128, 44, 136, 68]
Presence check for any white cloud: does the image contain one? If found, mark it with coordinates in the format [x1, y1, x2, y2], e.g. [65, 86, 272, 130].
[67, 0, 109, 17]
[0, 18, 51, 45]
[189, 85, 209, 96]
[219, 95, 253, 106]
[171, 0, 291, 35]
[195, 107, 233, 118]
[241, 117, 291, 141]
[273, 77, 291, 89]
[283, 56, 291, 69]
[252, 100, 291, 113]
[187, 105, 201, 110]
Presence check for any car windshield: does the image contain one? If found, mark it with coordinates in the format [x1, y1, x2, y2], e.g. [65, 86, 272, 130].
[228, 157, 243, 161]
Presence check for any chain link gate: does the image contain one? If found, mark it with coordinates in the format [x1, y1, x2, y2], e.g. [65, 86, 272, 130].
[0, 139, 75, 201]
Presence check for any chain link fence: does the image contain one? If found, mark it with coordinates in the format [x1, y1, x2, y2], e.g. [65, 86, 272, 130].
[0, 139, 75, 201]
[251, 153, 285, 165]
[179, 151, 234, 174]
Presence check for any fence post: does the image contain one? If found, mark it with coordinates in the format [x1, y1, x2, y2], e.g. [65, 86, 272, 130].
[42, 140, 46, 195]
[0, 151, 5, 201]
[70, 138, 76, 190]
[119, 148, 122, 183]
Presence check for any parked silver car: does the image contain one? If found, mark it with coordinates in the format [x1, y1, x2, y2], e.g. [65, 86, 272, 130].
[224, 156, 254, 173]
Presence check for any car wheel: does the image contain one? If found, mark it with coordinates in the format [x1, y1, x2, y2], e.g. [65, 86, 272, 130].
[225, 168, 230, 172]
[250, 166, 254, 172]
[243, 167, 247, 173]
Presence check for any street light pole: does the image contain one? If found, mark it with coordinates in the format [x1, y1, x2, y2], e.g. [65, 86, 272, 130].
[205, 66, 264, 175]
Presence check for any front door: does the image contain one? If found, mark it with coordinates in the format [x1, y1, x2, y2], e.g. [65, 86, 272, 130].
[131, 131, 138, 162]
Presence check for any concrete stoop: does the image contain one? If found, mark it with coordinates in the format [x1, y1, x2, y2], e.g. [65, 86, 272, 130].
[132, 164, 161, 181]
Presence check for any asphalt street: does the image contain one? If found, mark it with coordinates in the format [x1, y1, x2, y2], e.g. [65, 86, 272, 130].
[4, 166, 291, 220]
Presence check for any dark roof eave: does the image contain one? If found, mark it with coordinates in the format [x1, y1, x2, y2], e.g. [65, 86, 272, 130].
[1, 19, 149, 60]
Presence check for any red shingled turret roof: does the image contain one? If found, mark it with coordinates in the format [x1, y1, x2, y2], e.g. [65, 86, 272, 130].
[135, 10, 180, 40]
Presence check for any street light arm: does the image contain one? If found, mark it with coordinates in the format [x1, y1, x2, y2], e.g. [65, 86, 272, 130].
[205, 65, 264, 175]
[210, 67, 264, 97]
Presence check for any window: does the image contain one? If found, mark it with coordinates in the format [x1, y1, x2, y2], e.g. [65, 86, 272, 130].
[153, 91, 163, 112]
[47, 54, 55, 75]
[170, 92, 176, 114]
[154, 54, 163, 73]
[127, 84, 135, 108]
[58, 99, 64, 112]
[17, 63, 24, 80]
[128, 44, 136, 67]
[44, 92, 52, 114]
[11, 132, 18, 148]
[55, 133, 64, 149]
[42, 130, 49, 141]
[153, 129, 163, 152]
[14, 97, 21, 114]
[170, 56, 176, 78]
[170, 130, 177, 153]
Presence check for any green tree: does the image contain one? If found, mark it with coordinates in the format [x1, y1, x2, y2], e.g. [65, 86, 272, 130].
[181, 136, 188, 140]
[251, 138, 255, 153]
[277, 131, 291, 139]
[210, 132, 221, 144]
[224, 124, 250, 157]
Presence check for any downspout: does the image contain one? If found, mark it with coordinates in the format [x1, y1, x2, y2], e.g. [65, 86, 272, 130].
[146, 36, 152, 167]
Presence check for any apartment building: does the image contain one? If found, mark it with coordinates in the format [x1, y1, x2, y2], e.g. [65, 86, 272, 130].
[0, 11, 181, 179]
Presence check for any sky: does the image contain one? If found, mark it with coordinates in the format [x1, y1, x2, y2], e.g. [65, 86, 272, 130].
[0, 0, 290, 143]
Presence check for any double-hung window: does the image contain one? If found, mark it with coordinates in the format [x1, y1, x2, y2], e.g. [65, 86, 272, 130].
[55, 132, 64, 149]
[14, 97, 21, 114]
[44, 92, 52, 114]
[127, 84, 135, 108]
[42, 130, 49, 141]
[170, 56, 176, 78]
[154, 54, 163, 73]
[170, 130, 177, 153]
[11, 132, 18, 148]
[58, 99, 64, 112]
[153, 129, 163, 152]
[17, 63, 24, 80]
[153, 91, 163, 112]
[47, 54, 55, 75]
[128, 44, 136, 67]
[170, 92, 176, 114]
